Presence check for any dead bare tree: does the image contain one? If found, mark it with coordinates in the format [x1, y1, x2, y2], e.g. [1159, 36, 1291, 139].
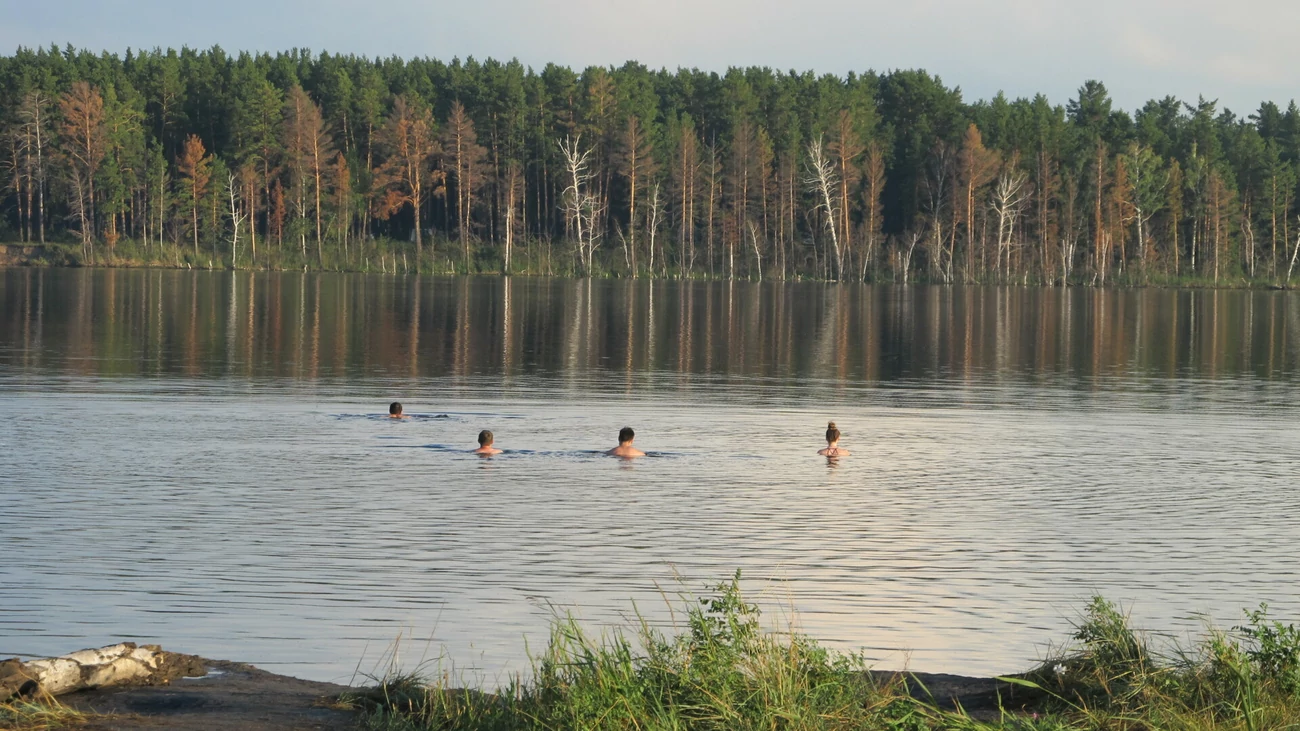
[16, 91, 51, 244]
[226, 172, 246, 267]
[923, 143, 957, 283]
[747, 220, 763, 281]
[805, 136, 843, 280]
[901, 231, 921, 284]
[1288, 217, 1300, 281]
[991, 161, 1031, 280]
[1059, 172, 1082, 284]
[559, 135, 601, 275]
[646, 182, 664, 275]
[503, 161, 522, 274]
[860, 141, 886, 281]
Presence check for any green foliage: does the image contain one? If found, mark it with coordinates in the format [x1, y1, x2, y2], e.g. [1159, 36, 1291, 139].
[342, 586, 1300, 731]
[5, 46, 1300, 284]
[1234, 604, 1300, 695]
[1070, 597, 1150, 678]
[344, 573, 949, 730]
[1020, 596, 1300, 729]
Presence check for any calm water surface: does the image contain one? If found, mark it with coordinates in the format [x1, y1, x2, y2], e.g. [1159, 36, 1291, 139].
[1, 269, 1298, 682]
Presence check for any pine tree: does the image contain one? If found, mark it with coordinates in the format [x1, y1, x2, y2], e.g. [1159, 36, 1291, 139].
[58, 81, 106, 259]
[176, 134, 212, 261]
[375, 96, 439, 262]
[443, 100, 488, 268]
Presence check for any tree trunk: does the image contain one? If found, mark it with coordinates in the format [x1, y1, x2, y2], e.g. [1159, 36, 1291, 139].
[1, 644, 206, 700]
[192, 193, 199, 261]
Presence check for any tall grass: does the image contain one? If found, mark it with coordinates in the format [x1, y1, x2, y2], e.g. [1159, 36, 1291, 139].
[1011, 597, 1300, 730]
[343, 577, 1300, 730]
[343, 572, 942, 730]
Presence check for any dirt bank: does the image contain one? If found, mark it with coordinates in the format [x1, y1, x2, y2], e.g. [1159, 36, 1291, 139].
[61, 660, 355, 731]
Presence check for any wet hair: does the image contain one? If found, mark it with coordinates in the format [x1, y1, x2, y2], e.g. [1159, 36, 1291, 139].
[389, 402, 403, 416]
[825, 422, 841, 444]
[478, 430, 494, 447]
[618, 427, 635, 444]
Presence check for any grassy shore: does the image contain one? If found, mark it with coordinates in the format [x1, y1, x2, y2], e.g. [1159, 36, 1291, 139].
[4, 575, 1296, 729]
[341, 574, 1300, 730]
[5, 240, 1300, 289]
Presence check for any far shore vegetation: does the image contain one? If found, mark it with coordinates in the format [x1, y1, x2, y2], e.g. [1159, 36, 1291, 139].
[7, 47, 1300, 287]
[1, 239, 1294, 292]
[340, 573, 1300, 730]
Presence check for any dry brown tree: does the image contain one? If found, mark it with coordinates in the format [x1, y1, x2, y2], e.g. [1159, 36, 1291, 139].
[617, 115, 656, 274]
[283, 85, 332, 263]
[442, 101, 488, 268]
[176, 134, 212, 261]
[58, 82, 106, 258]
[375, 95, 440, 261]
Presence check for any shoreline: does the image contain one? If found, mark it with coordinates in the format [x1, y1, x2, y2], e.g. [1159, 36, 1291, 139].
[13, 653, 1027, 729]
[3, 247, 1297, 291]
[59, 658, 357, 731]
[8, 589, 1300, 729]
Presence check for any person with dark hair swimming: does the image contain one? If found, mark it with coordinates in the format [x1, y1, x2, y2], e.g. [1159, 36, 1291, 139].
[474, 430, 503, 456]
[607, 426, 646, 458]
[388, 402, 408, 419]
[818, 422, 851, 457]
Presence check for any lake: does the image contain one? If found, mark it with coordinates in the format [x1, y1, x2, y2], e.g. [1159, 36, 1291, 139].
[1, 268, 1298, 683]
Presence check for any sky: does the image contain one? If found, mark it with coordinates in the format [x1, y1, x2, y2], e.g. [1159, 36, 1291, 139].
[5, 0, 1300, 115]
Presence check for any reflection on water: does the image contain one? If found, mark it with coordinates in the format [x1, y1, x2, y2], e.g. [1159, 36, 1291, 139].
[1, 269, 1298, 682]
[4, 268, 1300, 384]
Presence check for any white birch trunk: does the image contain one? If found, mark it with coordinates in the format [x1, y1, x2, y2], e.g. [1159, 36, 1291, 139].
[1, 644, 205, 700]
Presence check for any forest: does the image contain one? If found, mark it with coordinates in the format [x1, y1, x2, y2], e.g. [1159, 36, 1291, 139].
[5, 44, 1300, 285]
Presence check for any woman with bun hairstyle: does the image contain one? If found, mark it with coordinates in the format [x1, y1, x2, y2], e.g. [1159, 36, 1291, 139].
[818, 422, 851, 457]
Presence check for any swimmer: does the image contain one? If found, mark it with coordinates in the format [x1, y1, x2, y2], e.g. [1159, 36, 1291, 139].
[818, 421, 851, 457]
[474, 429, 503, 456]
[606, 426, 646, 458]
[388, 402, 408, 419]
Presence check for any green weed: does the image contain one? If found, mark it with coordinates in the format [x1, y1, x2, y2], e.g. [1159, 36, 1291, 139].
[344, 582, 1300, 730]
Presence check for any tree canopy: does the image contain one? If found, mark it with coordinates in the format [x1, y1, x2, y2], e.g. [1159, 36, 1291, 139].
[4, 44, 1300, 284]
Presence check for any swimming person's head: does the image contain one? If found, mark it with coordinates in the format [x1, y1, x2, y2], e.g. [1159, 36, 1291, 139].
[825, 421, 840, 445]
[389, 402, 403, 417]
[618, 426, 635, 445]
[478, 430, 494, 447]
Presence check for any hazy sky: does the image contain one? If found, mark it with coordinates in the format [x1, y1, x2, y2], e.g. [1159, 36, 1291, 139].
[6, 0, 1299, 115]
